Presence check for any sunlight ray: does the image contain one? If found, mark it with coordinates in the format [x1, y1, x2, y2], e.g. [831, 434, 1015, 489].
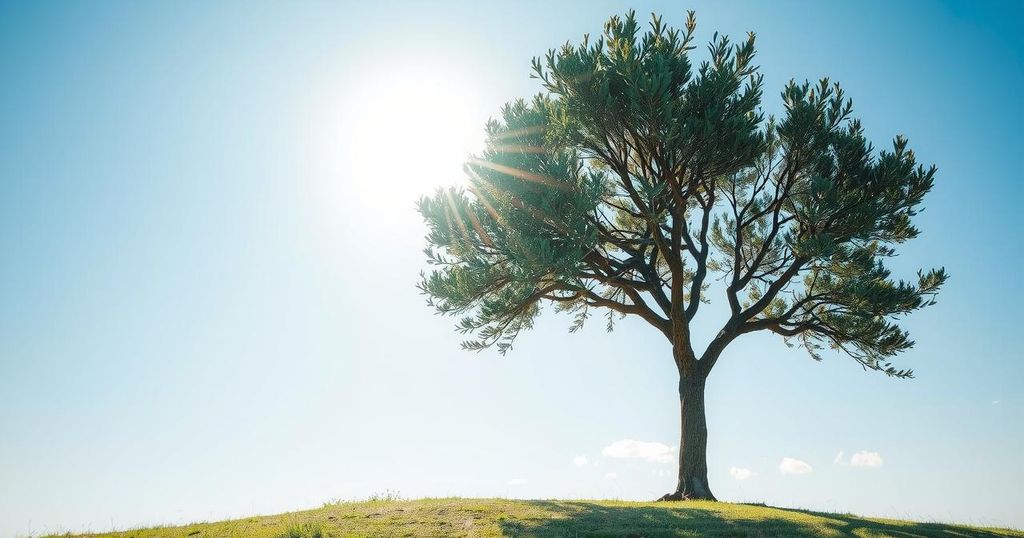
[467, 158, 571, 192]
[490, 144, 548, 154]
[442, 187, 475, 247]
[492, 124, 546, 140]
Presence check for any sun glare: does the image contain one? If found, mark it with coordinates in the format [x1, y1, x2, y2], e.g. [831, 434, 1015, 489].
[341, 65, 485, 206]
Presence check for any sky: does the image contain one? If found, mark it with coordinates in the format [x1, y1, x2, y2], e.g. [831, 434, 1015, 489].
[1, 0, 1022, 535]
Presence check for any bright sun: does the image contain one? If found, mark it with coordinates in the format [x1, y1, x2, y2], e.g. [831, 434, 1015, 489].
[342, 64, 486, 206]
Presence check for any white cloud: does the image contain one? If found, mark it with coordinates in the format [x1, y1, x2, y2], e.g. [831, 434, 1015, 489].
[729, 467, 753, 480]
[992, 400, 1001, 405]
[833, 451, 845, 465]
[850, 451, 884, 468]
[573, 455, 589, 467]
[507, 478, 528, 485]
[779, 457, 813, 475]
[604, 472, 618, 480]
[601, 440, 674, 463]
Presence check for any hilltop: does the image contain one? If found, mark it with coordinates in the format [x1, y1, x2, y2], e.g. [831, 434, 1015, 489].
[45, 498, 1022, 537]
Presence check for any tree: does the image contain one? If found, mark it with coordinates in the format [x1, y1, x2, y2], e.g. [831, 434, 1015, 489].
[417, 10, 947, 501]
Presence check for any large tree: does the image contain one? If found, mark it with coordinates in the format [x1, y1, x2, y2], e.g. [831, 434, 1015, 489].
[418, 11, 946, 501]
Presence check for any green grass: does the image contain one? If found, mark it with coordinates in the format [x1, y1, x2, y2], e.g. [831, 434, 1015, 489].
[43, 498, 1022, 537]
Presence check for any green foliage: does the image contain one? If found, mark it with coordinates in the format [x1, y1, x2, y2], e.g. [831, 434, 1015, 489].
[419, 10, 946, 377]
[419, 96, 605, 353]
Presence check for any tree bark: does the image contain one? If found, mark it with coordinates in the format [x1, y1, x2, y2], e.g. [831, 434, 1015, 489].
[657, 372, 715, 501]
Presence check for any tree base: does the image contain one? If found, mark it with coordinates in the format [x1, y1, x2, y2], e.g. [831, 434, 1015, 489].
[651, 489, 716, 504]
[655, 490, 717, 502]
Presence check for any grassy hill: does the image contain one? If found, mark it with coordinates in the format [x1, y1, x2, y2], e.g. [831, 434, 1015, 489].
[45, 498, 1022, 538]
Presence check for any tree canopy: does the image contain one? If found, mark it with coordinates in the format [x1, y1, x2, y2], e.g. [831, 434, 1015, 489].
[418, 10, 946, 379]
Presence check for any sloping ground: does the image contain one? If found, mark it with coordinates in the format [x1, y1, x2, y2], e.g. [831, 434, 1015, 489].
[46, 498, 1023, 538]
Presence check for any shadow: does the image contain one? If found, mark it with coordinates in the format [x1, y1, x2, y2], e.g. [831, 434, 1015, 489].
[496, 501, 1018, 537]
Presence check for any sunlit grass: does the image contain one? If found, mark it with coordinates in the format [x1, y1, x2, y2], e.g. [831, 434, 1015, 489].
[42, 498, 1023, 537]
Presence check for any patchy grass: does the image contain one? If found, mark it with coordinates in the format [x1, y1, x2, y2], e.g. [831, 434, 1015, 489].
[43, 498, 1022, 537]
[275, 522, 323, 538]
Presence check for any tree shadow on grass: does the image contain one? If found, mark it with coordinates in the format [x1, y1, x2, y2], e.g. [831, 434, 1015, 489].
[497, 501, 1019, 538]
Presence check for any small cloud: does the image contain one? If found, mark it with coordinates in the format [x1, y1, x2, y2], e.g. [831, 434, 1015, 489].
[850, 451, 884, 468]
[779, 457, 813, 475]
[573, 455, 589, 467]
[507, 478, 528, 486]
[833, 451, 845, 465]
[602, 440, 674, 463]
[603, 472, 618, 480]
[992, 400, 1001, 405]
[729, 467, 753, 480]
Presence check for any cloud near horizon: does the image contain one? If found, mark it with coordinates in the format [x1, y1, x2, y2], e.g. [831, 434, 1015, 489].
[729, 467, 753, 480]
[850, 451, 884, 468]
[601, 440, 674, 463]
[573, 455, 589, 467]
[507, 478, 528, 485]
[779, 457, 813, 475]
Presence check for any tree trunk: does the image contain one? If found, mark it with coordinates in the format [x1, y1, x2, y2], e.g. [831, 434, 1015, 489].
[657, 373, 715, 501]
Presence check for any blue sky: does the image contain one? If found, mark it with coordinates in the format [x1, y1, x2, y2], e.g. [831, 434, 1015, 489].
[1, 0, 1022, 535]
